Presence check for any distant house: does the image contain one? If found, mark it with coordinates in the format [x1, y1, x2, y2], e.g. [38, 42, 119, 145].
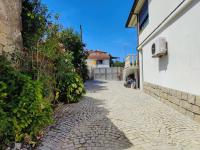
[86, 50, 111, 68]
[126, 1, 200, 121]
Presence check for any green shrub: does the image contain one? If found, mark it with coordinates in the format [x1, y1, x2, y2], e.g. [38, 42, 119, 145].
[0, 56, 53, 148]
[57, 72, 85, 103]
[39, 75, 56, 102]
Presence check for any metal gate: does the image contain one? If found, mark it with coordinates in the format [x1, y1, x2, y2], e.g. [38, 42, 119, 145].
[93, 67, 123, 81]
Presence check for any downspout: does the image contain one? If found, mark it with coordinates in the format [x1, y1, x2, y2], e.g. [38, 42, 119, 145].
[134, 13, 144, 90]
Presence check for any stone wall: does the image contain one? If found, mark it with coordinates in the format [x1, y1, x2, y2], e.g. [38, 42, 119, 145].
[0, 0, 22, 55]
[144, 82, 200, 123]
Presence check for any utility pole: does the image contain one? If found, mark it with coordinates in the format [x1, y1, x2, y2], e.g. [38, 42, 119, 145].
[80, 25, 83, 42]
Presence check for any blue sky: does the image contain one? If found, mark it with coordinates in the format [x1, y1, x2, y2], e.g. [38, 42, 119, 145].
[41, 0, 137, 61]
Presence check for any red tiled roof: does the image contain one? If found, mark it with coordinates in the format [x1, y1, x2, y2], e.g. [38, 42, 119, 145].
[87, 50, 110, 60]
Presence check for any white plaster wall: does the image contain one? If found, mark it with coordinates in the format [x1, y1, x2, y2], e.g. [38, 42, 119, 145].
[139, 0, 182, 43]
[140, 0, 200, 95]
[103, 59, 110, 66]
[86, 59, 96, 68]
[97, 59, 110, 68]
[86, 59, 110, 68]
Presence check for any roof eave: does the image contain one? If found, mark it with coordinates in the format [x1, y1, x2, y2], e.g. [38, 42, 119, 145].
[125, 0, 145, 28]
[126, 14, 138, 28]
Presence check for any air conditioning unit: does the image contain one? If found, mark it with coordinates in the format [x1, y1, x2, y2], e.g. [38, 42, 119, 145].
[152, 37, 168, 58]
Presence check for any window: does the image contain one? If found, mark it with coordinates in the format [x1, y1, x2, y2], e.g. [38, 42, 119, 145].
[152, 43, 156, 55]
[97, 60, 103, 65]
[139, 0, 149, 32]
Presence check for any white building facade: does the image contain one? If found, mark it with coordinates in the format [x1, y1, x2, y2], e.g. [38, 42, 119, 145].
[86, 51, 110, 69]
[86, 59, 110, 68]
[126, 0, 200, 121]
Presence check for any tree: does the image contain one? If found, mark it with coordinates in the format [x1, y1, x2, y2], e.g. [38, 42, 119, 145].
[59, 29, 88, 81]
[111, 61, 125, 67]
[22, 0, 49, 50]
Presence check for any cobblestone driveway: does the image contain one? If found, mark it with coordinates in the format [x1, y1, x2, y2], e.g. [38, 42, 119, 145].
[38, 80, 200, 150]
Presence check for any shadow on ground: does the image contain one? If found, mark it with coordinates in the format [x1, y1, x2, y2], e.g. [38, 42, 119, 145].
[85, 80, 108, 93]
[37, 96, 133, 150]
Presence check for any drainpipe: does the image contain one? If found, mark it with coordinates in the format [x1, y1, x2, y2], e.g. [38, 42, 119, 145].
[139, 50, 144, 90]
[134, 13, 144, 91]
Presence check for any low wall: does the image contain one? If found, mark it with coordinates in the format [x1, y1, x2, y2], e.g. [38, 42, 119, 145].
[144, 82, 200, 123]
[92, 67, 123, 81]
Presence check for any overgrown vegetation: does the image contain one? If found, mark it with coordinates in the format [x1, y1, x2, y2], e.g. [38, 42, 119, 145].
[57, 72, 85, 103]
[0, 0, 88, 148]
[111, 61, 125, 67]
[59, 29, 88, 81]
[22, 0, 49, 49]
[0, 56, 53, 149]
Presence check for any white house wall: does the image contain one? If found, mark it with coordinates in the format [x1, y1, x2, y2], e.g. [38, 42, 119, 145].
[140, 0, 200, 95]
[96, 60, 110, 68]
[86, 59, 110, 68]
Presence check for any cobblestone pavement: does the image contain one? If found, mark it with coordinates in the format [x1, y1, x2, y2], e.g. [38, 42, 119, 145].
[38, 80, 200, 150]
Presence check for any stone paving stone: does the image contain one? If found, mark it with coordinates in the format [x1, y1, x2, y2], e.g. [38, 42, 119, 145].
[37, 80, 200, 150]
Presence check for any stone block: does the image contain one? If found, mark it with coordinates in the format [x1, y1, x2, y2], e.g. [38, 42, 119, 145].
[162, 93, 168, 100]
[155, 89, 160, 96]
[150, 83, 154, 88]
[163, 87, 169, 94]
[194, 114, 200, 123]
[168, 95, 173, 103]
[172, 97, 180, 105]
[169, 89, 173, 96]
[169, 102, 179, 111]
[160, 98, 166, 103]
[181, 92, 188, 101]
[181, 101, 192, 111]
[195, 96, 200, 107]
[160, 87, 165, 92]
[176, 91, 182, 99]
[179, 100, 184, 107]
[148, 87, 152, 92]
[186, 111, 194, 119]
[159, 90, 163, 97]
[188, 94, 196, 104]
[154, 84, 158, 89]
[178, 107, 187, 115]
[171, 89, 177, 97]
[192, 105, 200, 114]
[152, 94, 159, 100]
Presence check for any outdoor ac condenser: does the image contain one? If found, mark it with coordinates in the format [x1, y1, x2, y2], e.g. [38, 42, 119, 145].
[152, 37, 168, 58]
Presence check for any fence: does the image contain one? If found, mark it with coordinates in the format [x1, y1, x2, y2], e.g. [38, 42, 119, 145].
[92, 67, 123, 81]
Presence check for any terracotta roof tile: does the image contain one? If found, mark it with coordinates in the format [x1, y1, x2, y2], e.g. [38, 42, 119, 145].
[87, 50, 110, 60]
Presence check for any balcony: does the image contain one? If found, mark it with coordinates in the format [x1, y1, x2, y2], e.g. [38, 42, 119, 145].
[124, 54, 139, 69]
